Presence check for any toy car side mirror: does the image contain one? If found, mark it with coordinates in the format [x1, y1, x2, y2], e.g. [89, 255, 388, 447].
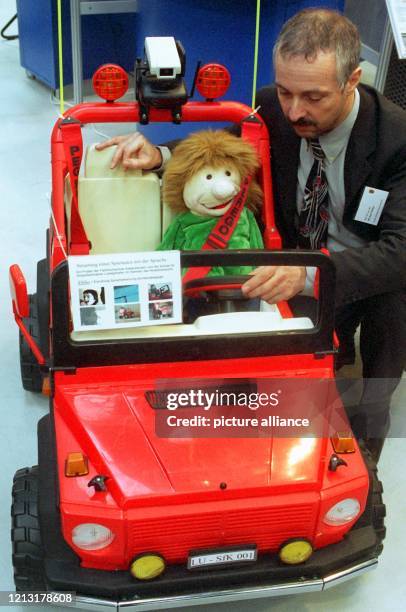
[9, 264, 29, 318]
[9, 264, 46, 367]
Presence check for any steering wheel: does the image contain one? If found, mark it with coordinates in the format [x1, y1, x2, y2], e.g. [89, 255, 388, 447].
[183, 275, 253, 316]
[184, 275, 251, 299]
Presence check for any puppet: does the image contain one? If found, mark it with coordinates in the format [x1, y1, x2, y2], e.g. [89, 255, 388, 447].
[157, 130, 263, 275]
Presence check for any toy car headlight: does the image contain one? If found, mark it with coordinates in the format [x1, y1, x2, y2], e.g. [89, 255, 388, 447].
[72, 523, 115, 550]
[323, 498, 361, 526]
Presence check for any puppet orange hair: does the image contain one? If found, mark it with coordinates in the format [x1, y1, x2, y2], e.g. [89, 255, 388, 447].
[162, 130, 263, 214]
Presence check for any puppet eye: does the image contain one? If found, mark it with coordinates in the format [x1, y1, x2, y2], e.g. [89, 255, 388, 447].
[206, 174, 213, 180]
[225, 170, 231, 176]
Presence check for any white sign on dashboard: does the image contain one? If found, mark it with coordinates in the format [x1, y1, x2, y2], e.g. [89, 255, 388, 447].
[68, 251, 182, 331]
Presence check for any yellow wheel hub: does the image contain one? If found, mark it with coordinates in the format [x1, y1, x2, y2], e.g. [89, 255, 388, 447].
[279, 539, 313, 565]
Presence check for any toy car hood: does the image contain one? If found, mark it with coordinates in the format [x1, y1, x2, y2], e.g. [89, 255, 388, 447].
[55, 379, 324, 506]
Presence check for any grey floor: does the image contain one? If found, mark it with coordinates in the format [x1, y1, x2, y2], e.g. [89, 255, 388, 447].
[1, 2, 406, 611]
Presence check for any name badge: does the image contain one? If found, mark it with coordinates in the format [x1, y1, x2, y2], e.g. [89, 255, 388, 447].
[354, 186, 389, 226]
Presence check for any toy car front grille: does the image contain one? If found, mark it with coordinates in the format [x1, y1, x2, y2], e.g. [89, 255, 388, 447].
[127, 502, 317, 562]
[145, 380, 257, 409]
[145, 390, 176, 409]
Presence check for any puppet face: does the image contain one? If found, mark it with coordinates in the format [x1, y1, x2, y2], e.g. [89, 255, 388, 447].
[183, 165, 241, 217]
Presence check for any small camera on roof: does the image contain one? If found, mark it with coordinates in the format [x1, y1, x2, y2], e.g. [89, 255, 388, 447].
[135, 36, 188, 124]
[145, 37, 182, 80]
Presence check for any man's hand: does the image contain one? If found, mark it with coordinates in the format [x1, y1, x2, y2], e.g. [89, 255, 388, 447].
[95, 133, 162, 171]
[241, 266, 306, 303]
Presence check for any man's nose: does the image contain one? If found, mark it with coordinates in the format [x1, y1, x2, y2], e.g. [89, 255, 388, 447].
[287, 98, 306, 122]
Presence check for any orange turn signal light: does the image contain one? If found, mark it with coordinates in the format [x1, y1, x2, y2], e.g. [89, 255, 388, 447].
[42, 376, 51, 396]
[331, 432, 355, 454]
[65, 452, 89, 477]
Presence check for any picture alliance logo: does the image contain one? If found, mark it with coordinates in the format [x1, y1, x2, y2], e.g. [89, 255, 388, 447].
[165, 389, 282, 411]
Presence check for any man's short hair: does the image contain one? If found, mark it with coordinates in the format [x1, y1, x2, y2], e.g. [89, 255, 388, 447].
[273, 8, 361, 87]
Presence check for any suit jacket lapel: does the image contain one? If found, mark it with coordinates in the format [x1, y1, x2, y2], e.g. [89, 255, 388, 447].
[344, 86, 377, 218]
[272, 126, 300, 243]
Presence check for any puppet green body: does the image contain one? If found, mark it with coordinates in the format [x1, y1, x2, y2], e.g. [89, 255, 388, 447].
[157, 208, 264, 276]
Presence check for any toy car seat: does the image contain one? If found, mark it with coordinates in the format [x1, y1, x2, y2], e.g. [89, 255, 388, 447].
[65, 144, 162, 254]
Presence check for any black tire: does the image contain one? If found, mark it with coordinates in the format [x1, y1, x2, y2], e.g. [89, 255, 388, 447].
[11, 467, 47, 591]
[353, 448, 386, 555]
[19, 295, 43, 392]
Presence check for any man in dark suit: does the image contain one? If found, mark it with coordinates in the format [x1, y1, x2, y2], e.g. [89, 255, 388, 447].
[240, 9, 406, 460]
[97, 9, 406, 460]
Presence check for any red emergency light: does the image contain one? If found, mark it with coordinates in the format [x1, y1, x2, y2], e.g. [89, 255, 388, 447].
[196, 63, 231, 100]
[92, 64, 129, 102]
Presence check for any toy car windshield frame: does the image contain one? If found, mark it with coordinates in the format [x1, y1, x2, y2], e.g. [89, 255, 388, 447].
[51, 250, 335, 369]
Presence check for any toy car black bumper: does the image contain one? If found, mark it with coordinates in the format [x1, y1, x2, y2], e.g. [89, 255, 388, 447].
[58, 569, 379, 610]
[43, 541, 379, 611]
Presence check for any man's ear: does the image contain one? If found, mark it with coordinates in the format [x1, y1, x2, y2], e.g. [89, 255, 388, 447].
[345, 66, 362, 95]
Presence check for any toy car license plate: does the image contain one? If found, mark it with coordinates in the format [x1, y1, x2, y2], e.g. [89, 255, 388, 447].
[187, 545, 257, 570]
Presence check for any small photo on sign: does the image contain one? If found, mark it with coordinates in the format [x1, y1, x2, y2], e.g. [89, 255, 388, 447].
[149, 301, 174, 321]
[148, 282, 173, 301]
[79, 288, 106, 326]
[79, 287, 105, 307]
[115, 304, 141, 323]
[114, 284, 140, 304]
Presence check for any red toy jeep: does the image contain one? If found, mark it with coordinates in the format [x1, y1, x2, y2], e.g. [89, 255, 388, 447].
[9, 47, 385, 610]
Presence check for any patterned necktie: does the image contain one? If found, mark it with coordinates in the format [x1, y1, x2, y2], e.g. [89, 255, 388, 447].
[298, 138, 329, 249]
